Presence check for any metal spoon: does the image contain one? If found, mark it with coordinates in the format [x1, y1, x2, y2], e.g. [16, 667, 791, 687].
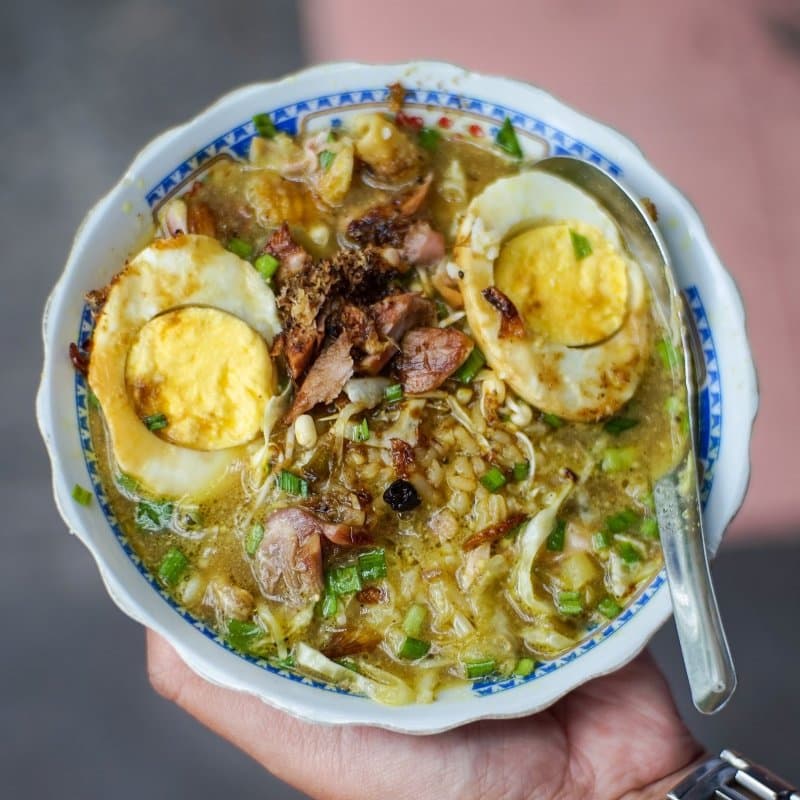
[533, 156, 736, 714]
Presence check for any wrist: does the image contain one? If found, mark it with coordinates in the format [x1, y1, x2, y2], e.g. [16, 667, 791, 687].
[620, 754, 711, 800]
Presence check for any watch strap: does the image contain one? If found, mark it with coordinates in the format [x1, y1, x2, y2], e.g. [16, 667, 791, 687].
[667, 750, 798, 800]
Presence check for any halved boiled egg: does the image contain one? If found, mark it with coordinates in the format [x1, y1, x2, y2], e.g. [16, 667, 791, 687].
[454, 171, 650, 422]
[89, 234, 281, 499]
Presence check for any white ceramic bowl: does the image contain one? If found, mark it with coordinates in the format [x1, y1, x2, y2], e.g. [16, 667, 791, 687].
[37, 61, 757, 734]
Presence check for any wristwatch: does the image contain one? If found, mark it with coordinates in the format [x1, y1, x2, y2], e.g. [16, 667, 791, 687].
[668, 750, 798, 799]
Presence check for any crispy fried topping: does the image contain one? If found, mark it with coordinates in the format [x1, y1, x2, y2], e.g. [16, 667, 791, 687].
[390, 438, 415, 478]
[462, 513, 528, 551]
[387, 82, 406, 114]
[482, 286, 525, 339]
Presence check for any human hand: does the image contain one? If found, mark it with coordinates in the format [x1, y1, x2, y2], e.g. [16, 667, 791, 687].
[147, 631, 702, 800]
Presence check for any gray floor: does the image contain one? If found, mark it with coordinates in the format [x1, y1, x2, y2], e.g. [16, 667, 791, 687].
[2, 2, 797, 796]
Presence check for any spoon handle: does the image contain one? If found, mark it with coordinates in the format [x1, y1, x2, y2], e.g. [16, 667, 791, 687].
[655, 470, 736, 714]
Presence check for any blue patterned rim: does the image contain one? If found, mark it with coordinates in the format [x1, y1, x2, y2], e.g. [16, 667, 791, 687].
[77, 88, 722, 699]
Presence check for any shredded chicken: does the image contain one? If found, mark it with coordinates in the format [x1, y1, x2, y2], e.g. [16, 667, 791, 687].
[203, 579, 254, 625]
[263, 222, 312, 285]
[254, 508, 324, 607]
[357, 292, 436, 374]
[286, 333, 354, 423]
[275, 244, 397, 380]
[254, 508, 367, 607]
[186, 199, 217, 237]
[346, 173, 434, 249]
[398, 327, 473, 393]
[322, 629, 382, 659]
[402, 221, 445, 266]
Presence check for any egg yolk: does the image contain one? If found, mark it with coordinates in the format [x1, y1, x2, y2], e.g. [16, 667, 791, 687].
[125, 306, 273, 451]
[494, 222, 629, 347]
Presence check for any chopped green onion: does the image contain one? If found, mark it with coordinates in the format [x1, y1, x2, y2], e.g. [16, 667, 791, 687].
[480, 466, 507, 493]
[116, 472, 139, 493]
[227, 619, 264, 652]
[71, 484, 92, 506]
[418, 127, 441, 151]
[512, 460, 530, 482]
[617, 541, 641, 564]
[542, 412, 564, 428]
[134, 499, 174, 532]
[453, 346, 485, 384]
[399, 636, 431, 660]
[226, 237, 253, 260]
[254, 253, 279, 281]
[357, 549, 387, 582]
[337, 657, 359, 672]
[605, 508, 641, 533]
[569, 229, 593, 260]
[601, 446, 636, 473]
[351, 418, 370, 443]
[384, 383, 404, 404]
[435, 300, 449, 320]
[252, 113, 277, 138]
[318, 149, 335, 170]
[273, 654, 295, 669]
[513, 657, 536, 678]
[557, 591, 584, 616]
[592, 530, 611, 550]
[546, 518, 566, 551]
[320, 587, 338, 618]
[640, 517, 660, 539]
[464, 658, 496, 679]
[328, 564, 362, 595]
[402, 604, 427, 637]
[597, 597, 622, 619]
[87, 390, 100, 410]
[495, 117, 523, 158]
[245, 522, 265, 556]
[143, 413, 168, 431]
[158, 547, 188, 587]
[278, 469, 309, 497]
[604, 416, 639, 435]
[656, 338, 681, 371]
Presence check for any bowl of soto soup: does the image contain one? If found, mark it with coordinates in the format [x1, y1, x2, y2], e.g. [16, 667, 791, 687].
[37, 61, 757, 733]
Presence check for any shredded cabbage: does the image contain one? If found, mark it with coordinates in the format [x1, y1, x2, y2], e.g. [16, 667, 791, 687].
[521, 624, 577, 656]
[438, 310, 466, 328]
[332, 401, 368, 461]
[344, 377, 391, 408]
[446, 396, 490, 451]
[512, 481, 574, 616]
[256, 602, 288, 660]
[515, 431, 536, 485]
[294, 643, 415, 705]
[365, 398, 426, 448]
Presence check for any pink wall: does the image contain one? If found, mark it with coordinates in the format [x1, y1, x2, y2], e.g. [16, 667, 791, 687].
[303, 0, 800, 543]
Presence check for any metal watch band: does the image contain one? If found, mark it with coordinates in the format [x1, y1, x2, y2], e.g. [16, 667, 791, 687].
[667, 750, 799, 800]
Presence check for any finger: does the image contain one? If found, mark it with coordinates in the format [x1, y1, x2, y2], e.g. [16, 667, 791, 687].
[562, 650, 701, 791]
[146, 631, 471, 800]
[147, 629, 344, 797]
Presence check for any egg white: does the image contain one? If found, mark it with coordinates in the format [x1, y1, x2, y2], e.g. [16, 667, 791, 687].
[89, 234, 281, 499]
